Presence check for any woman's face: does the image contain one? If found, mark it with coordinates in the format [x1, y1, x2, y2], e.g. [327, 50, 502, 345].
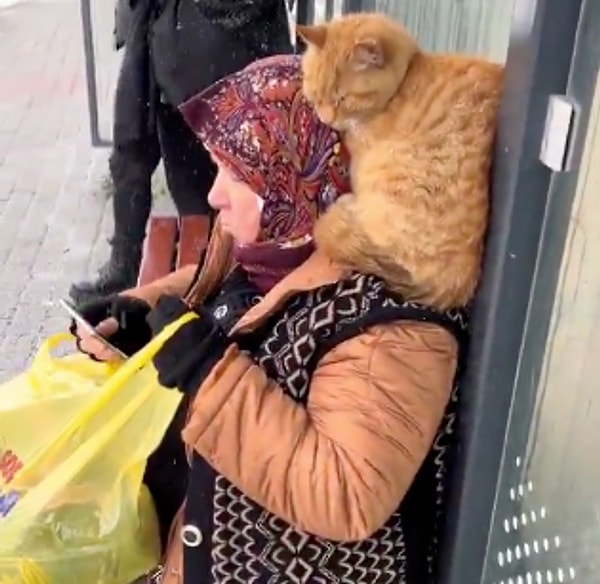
[207, 161, 262, 245]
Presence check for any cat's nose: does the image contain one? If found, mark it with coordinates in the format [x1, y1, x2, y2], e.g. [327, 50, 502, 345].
[317, 104, 336, 125]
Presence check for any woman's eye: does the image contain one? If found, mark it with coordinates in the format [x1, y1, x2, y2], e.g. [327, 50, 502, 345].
[230, 172, 246, 184]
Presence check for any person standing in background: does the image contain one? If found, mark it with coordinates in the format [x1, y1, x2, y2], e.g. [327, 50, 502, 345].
[70, 0, 293, 305]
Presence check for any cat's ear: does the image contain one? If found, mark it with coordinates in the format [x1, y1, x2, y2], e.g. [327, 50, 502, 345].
[297, 24, 327, 49]
[350, 38, 385, 70]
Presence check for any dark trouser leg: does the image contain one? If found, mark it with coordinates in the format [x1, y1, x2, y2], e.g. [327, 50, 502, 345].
[109, 138, 160, 258]
[69, 134, 161, 305]
[156, 100, 215, 217]
[70, 0, 160, 306]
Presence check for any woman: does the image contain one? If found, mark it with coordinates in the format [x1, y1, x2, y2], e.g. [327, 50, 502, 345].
[74, 55, 466, 583]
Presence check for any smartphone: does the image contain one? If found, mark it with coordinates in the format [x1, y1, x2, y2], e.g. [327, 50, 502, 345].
[59, 298, 128, 359]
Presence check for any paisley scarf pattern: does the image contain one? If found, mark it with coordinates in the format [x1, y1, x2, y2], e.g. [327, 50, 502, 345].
[180, 55, 351, 288]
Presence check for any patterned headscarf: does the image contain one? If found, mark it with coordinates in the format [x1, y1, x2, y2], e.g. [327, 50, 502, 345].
[179, 54, 351, 291]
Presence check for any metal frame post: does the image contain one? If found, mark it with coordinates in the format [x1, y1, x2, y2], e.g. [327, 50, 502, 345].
[79, 0, 111, 148]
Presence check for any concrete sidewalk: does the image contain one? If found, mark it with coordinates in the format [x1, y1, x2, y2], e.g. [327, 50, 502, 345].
[0, 0, 115, 378]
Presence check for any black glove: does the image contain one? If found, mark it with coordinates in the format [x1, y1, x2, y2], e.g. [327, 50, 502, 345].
[70, 295, 152, 358]
[148, 295, 229, 395]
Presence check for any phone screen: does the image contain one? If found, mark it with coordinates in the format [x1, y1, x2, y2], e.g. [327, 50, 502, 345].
[59, 299, 128, 359]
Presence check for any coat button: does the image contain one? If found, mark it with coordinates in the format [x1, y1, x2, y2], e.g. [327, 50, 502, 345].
[180, 524, 203, 548]
[213, 304, 228, 320]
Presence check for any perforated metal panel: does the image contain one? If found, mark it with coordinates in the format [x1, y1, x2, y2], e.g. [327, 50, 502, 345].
[484, 455, 584, 583]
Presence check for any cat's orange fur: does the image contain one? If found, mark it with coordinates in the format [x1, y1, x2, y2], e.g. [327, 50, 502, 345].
[298, 13, 503, 310]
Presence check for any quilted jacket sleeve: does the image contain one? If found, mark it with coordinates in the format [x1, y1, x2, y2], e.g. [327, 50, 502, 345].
[182, 320, 458, 542]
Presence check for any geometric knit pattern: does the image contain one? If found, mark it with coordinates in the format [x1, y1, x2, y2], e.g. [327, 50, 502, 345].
[208, 273, 468, 583]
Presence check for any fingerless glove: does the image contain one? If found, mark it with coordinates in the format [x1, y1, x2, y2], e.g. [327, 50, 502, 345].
[71, 295, 152, 357]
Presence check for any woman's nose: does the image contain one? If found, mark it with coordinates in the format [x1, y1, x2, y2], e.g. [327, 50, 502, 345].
[207, 183, 228, 210]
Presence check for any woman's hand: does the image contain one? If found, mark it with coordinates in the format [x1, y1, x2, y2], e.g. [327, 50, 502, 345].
[70, 295, 152, 361]
[148, 295, 229, 394]
[75, 317, 121, 362]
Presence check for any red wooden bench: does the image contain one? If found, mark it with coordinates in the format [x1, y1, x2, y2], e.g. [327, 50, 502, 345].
[137, 215, 211, 286]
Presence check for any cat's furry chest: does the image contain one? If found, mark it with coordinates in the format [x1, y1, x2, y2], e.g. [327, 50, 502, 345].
[342, 115, 411, 182]
[343, 113, 397, 153]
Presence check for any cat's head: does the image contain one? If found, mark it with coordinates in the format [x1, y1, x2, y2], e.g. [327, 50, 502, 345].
[298, 13, 419, 131]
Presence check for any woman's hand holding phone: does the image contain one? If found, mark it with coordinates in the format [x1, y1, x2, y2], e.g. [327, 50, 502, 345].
[74, 316, 122, 362]
[64, 296, 153, 361]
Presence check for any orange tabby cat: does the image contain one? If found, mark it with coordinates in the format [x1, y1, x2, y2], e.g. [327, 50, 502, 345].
[298, 13, 503, 310]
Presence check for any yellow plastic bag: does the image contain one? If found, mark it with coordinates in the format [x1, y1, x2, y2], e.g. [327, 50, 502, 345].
[0, 314, 196, 584]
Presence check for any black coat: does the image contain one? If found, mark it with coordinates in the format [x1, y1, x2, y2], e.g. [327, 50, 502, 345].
[112, 0, 293, 144]
[151, 0, 293, 107]
[144, 269, 264, 549]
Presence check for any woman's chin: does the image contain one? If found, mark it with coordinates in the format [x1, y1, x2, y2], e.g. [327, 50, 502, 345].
[220, 218, 232, 234]
[222, 221, 245, 244]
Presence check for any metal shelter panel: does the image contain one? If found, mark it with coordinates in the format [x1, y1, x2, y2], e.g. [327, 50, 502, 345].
[480, 0, 600, 580]
[368, 0, 512, 60]
[441, 0, 600, 580]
